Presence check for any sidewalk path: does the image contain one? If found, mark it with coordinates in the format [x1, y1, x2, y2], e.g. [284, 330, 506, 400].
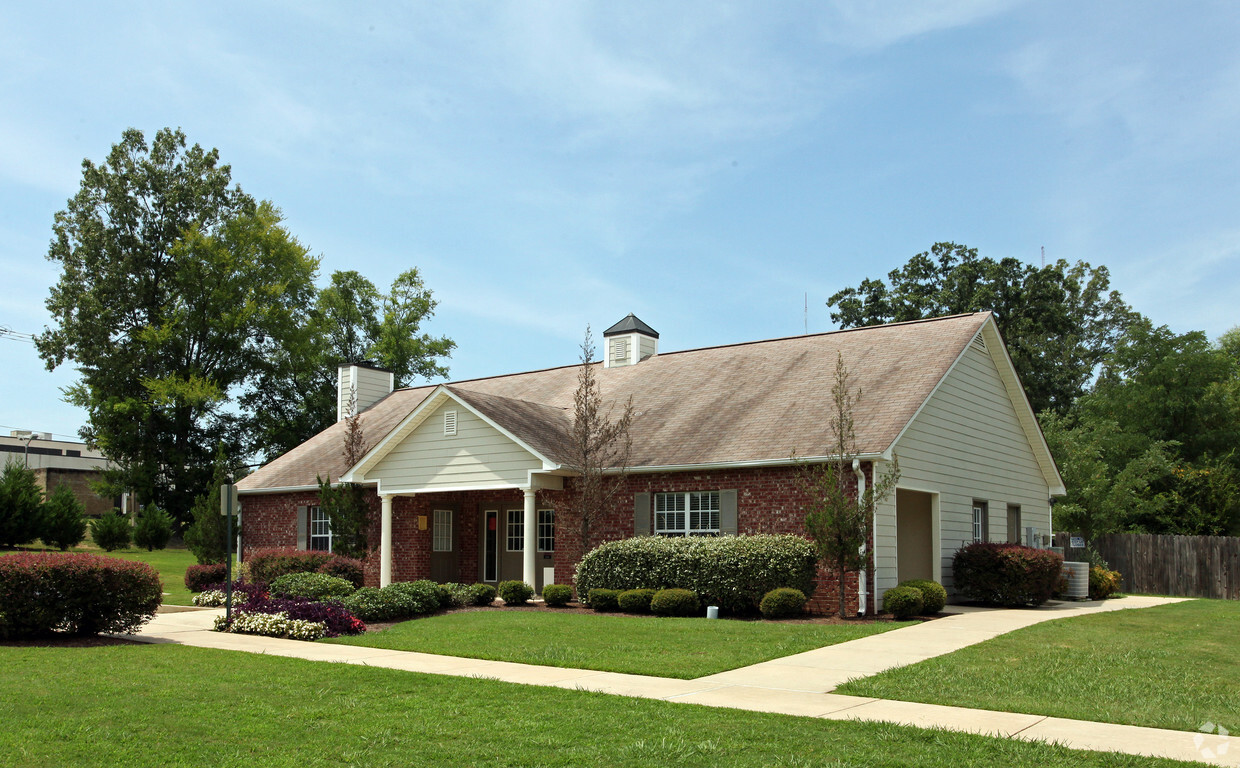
[128, 596, 1233, 766]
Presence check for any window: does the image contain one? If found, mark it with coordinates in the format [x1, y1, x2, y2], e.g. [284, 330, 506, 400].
[309, 505, 332, 551]
[433, 509, 452, 552]
[1007, 504, 1022, 544]
[972, 501, 989, 543]
[655, 491, 720, 536]
[537, 509, 555, 552]
[506, 509, 523, 551]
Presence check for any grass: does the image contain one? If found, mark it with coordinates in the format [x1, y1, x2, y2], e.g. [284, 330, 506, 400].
[838, 599, 1240, 734]
[0, 643, 1203, 768]
[326, 609, 915, 678]
[5, 543, 200, 605]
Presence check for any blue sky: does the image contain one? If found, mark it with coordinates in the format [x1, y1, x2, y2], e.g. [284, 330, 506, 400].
[2, 1, 1238, 441]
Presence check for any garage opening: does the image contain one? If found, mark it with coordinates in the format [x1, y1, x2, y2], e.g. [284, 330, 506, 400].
[896, 488, 935, 583]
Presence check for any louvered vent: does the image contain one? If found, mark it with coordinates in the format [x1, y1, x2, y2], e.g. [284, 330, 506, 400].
[444, 410, 457, 436]
[971, 335, 987, 353]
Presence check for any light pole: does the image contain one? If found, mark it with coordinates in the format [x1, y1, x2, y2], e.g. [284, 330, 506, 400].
[19, 432, 33, 469]
[220, 474, 238, 622]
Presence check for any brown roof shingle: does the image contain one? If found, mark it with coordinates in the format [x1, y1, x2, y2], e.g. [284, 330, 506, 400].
[238, 313, 988, 491]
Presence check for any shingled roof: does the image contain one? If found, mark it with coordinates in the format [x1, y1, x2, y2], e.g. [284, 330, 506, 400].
[238, 312, 992, 492]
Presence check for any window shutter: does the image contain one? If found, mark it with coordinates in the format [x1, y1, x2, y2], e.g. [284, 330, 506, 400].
[720, 490, 738, 535]
[633, 493, 651, 535]
[296, 505, 308, 549]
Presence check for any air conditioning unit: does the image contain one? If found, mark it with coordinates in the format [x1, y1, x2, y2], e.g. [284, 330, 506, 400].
[1061, 561, 1089, 600]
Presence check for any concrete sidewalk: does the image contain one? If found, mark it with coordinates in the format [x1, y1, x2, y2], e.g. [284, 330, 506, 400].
[126, 596, 1233, 766]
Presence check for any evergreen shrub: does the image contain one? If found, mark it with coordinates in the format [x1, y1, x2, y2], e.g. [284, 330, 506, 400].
[650, 588, 700, 617]
[759, 587, 807, 619]
[269, 572, 356, 601]
[41, 484, 87, 550]
[883, 586, 924, 619]
[587, 588, 620, 612]
[467, 583, 497, 606]
[89, 510, 132, 551]
[498, 580, 534, 605]
[133, 506, 173, 551]
[617, 588, 656, 613]
[899, 579, 947, 614]
[542, 584, 573, 607]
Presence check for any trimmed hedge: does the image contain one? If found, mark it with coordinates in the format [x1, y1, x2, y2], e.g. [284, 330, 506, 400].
[341, 587, 406, 622]
[650, 588, 699, 617]
[574, 534, 817, 613]
[883, 586, 924, 618]
[385, 580, 444, 615]
[617, 588, 656, 614]
[952, 542, 1063, 607]
[184, 563, 227, 592]
[498, 580, 534, 606]
[587, 588, 620, 612]
[269, 572, 356, 601]
[542, 584, 573, 607]
[759, 587, 807, 619]
[899, 579, 947, 615]
[0, 552, 161, 637]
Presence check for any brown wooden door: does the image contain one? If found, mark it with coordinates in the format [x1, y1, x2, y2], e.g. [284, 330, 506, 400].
[429, 508, 459, 583]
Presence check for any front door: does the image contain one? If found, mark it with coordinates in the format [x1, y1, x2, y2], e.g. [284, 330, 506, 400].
[429, 508, 459, 583]
[481, 509, 499, 583]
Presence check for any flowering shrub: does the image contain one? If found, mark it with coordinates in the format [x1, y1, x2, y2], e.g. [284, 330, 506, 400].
[269, 572, 356, 601]
[574, 534, 817, 613]
[0, 552, 161, 637]
[193, 589, 229, 607]
[238, 596, 364, 637]
[201, 580, 267, 605]
[184, 563, 227, 592]
[952, 543, 1063, 607]
[759, 587, 807, 619]
[215, 611, 327, 641]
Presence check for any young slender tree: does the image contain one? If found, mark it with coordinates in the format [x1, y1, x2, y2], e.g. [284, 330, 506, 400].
[798, 353, 898, 618]
[551, 327, 634, 558]
[317, 387, 371, 559]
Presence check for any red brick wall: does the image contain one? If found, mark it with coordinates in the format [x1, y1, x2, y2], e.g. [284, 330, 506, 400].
[239, 462, 876, 614]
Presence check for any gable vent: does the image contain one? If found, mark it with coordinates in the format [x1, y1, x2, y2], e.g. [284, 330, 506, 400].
[971, 335, 987, 353]
[444, 410, 457, 436]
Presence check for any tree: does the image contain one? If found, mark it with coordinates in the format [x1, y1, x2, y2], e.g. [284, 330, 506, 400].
[315, 388, 372, 560]
[35, 128, 321, 522]
[827, 243, 1140, 414]
[183, 449, 233, 564]
[242, 268, 455, 460]
[41, 484, 88, 550]
[797, 354, 898, 618]
[0, 461, 44, 548]
[547, 327, 634, 558]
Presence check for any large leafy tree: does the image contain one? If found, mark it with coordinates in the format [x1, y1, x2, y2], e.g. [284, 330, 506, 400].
[242, 268, 456, 459]
[827, 242, 1140, 414]
[36, 128, 319, 522]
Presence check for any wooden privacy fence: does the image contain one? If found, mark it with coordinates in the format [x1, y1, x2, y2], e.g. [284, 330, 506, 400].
[1054, 532, 1240, 600]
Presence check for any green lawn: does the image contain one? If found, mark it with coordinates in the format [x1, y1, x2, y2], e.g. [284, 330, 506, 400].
[838, 599, 1239, 733]
[0, 644, 1202, 768]
[7, 544, 200, 605]
[327, 610, 915, 678]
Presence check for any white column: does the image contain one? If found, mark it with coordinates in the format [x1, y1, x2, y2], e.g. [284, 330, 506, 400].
[380, 494, 393, 588]
[522, 488, 537, 590]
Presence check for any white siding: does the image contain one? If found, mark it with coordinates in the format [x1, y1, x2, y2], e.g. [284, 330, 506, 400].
[879, 341, 1052, 595]
[369, 402, 541, 491]
[639, 336, 657, 361]
[337, 366, 392, 421]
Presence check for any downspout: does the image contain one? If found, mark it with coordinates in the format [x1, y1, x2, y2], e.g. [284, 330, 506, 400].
[853, 459, 868, 616]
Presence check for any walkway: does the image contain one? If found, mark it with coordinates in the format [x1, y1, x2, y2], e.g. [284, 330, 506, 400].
[130, 596, 1233, 766]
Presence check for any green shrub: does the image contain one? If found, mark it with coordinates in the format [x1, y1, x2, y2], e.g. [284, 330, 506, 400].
[40, 484, 86, 550]
[247, 547, 336, 584]
[385, 580, 445, 616]
[184, 563, 227, 592]
[0, 461, 44, 548]
[542, 584, 573, 607]
[952, 543, 1063, 607]
[574, 534, 817, 613]
[587, 588, 620, 612]
[1089, 565, 1122, 599]
[650, 588, 700, 617]
[133, 506, 173, 551]
[883, 585, 924, 619]
[899, 579, 947, 614]
[269, 572, 356, 601]
[759, 587, 807, 619]
[89, 510, 132, 551]
[468, 583, 497, 606]
[498, 580, 534, 606]
[317, 556, 365, 588]
[341, 587, 407, 622]
[0, 552, 161, 637]
[439, 582, 469, 608]
[617, 588, 656, 613]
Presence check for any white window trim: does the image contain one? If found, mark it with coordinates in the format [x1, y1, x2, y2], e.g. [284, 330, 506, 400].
[654, 491, 720, 537]
[309, 505, 332, 552]
[432, 509, 452, 552]
[972, 501, 989, 543]
[506, 509, 524, 552]
[537, 508, 554, 552]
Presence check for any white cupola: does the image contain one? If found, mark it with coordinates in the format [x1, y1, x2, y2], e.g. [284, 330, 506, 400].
[602, 314, 659, 368]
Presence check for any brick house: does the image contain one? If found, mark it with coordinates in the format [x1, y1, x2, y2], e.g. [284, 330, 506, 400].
[237, 312, 1064, 615]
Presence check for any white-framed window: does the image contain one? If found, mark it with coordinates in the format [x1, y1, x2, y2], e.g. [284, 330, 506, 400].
[506, 509, 523, 551]
[309, 505, 332, 552]
[433, 509, 452, 552]
[655, 491, 720, 536]
[537, 509, 554, 552]
[972, 501, 989, 543]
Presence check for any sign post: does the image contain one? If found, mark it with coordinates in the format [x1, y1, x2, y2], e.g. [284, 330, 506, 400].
[220, 475, 238, 622]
